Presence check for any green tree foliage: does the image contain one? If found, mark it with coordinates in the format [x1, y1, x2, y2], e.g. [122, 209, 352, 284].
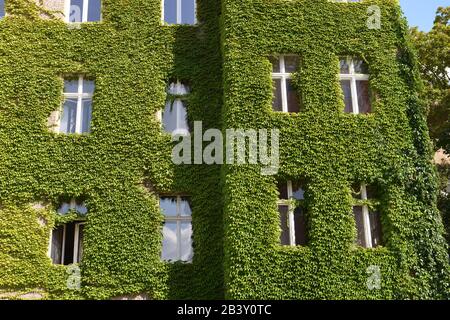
[410, 7, 450, 152]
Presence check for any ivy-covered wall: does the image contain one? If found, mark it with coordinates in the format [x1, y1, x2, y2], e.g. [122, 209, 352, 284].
[221, 0, 449, 299]
[0, 0, 448, 300]
[0, 0, 224, 299]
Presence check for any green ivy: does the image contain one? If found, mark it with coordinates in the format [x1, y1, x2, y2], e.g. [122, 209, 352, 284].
[0, 0, 448, 300]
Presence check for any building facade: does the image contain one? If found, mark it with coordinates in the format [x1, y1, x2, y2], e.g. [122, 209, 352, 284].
[0, 0, 448, 299]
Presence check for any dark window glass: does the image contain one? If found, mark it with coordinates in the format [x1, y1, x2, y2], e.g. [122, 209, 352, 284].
[277, 182, 288, 200]
[77, 224, 85, 263]
[340, 80, 353, 113]
[181, 0, 196, 24]
[352, 183, 362, 199]
[269, 56, 280, 73]
[63, 223, 76, 265]
[294, 207, 308, 246]
[286, 79, 300, 113]
[339, 58, 350, 74]
[353, 206, 366, 247]
[69, 0, 84, 23]
[366, 184, 378, 199]
[279, 205, 290, 245]
[354, 59, 369, 74]
[369, 211, 382, 247]
[87, 0, 101, 22]
[356, 80, 371, 114]
[291, 181, 305, 200]
[51, 226, 64, 264]
[284, 56, 299, 73]
[164, 0, 177, 24]
[272, 79, 283, 112]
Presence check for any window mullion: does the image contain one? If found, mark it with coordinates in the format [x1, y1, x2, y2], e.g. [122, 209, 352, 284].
[177, 196, 182, 260]
[362, 205, 372, 248]
[83, 0, 89, 22]
[287, 181, 296, 246]
[61, 225, 66, 265]
[73, 223, 80, 263]
[76, 76, 83, 133]
[281, 77, 288, 112]
[177, 0, 182, 24]
[351, 76, 359, 114]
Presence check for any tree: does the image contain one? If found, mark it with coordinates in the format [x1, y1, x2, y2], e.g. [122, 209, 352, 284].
[410, 6, 450, 152]
[410, 7, 450, 248]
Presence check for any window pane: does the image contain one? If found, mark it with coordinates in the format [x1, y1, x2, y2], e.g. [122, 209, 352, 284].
[162, 101, 177, 133]
[77, 224, 85, 263]
[83, 80, 95, 94]
[284, 56, 299, 73]
[352, 183, 362, 200]
[63, 222, 76, 265]
[164, 0, 177, 24]
[277, 182, 288, 200]
[291, 181, 305, 200]
[69, 0, 83, 23]
[370, 211, 382, 247]
[176, 100, 190, 134]
[353, 59, 369, 74]
[180, 197, 192, 216]
[87, 0, 101, 22]
[76, 202, 88, 215]
[181, 0, 196, 25]
[162, 221, 178, 261]
[58, 202, 71, 215]
[60, 99, 78, 133]
[353, 206, 366, 247]
[269, 56, 280, 73]
[0, 0, 5, 19]
[51, 226, 64, 264]
[81, 99, 92, 133]
[366, 185, 378, 199]
[340, 80, 353, 113]
[279, 205, 290, 245]
[272, 79, 283, 112]
[356, 80, 371, 114]
[339, 58, 350, 74]
[160, 197, 177, 216]
[294, 207, 308, 246]
[64, 79, 79, 93]
[180, 222, 193, 261]
[286, 79, 300, 113]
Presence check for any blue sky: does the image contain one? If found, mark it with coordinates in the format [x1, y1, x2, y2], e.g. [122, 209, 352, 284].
[400, 0, 450, 31]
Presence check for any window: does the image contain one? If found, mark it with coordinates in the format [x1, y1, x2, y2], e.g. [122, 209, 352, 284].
[270, 55, 300, 113]
[339, 57, 371, 114]
[278, 181, 308, 246]
[160, 196, 193, 262]
[57, 199, 88, 215]
[60, 76, 94, 134]
[66, 0, 102, 23]
[51, 222, 85, 265]
[162, 81, 190, 135]
[0, 0, 5, 19]
[163, 0, 196, 25]
[352, 184, 382, 248]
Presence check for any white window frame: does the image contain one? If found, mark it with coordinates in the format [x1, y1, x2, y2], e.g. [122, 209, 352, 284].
[339, 57, 370, 114]
[59, 75, 93, 134]
[354, 184, 374, 248]
[160, 195, 193, 262]
[161, 0, 197, 25]
[48, 221, 86, 265]
[161, 80, 190, 136]
[278, 181, 298, 246]
[271, 55, 297, 113]
[64, 0, 102, 23]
